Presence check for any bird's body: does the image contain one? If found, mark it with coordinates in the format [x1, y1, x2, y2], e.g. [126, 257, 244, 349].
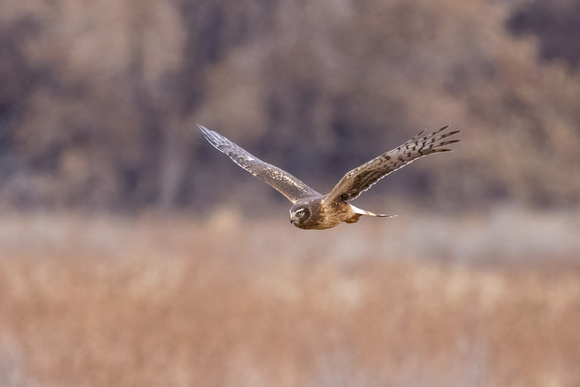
[289, 197, 387, 229]
[289, 197, 346, 230]
[199, 125, 460, 230]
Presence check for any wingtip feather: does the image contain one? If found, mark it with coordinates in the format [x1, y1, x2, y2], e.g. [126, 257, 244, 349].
[438, 139, 460, 146]
[198, 124, 228, 151]
[197, 124, 211, 135]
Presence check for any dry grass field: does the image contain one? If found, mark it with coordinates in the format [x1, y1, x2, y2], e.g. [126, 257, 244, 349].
[0, 209, 579, 386]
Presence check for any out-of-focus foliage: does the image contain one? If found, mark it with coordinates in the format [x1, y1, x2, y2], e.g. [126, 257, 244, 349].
[1, 213, 580, 385]
[508, 0, 580, 69]
[0, 0, 579, 212]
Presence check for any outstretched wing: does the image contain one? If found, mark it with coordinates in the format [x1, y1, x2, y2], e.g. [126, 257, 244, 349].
[324, 125, 460, 203]
[199, 125, 321, 203]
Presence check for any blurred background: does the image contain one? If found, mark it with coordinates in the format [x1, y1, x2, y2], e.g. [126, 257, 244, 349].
[0, 0, 579, 386]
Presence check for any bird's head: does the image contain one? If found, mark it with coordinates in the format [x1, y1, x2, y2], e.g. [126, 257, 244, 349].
[289, 203, 312, 229]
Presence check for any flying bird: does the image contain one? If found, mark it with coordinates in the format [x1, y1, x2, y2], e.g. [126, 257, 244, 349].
[199, 125, 460, 230]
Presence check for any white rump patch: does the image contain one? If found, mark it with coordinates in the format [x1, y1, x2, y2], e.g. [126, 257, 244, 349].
[350, 204, 367, 215]
[350, 204, 396, 218]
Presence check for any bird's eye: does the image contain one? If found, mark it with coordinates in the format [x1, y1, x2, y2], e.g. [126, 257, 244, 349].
[296, 209, 305, 217]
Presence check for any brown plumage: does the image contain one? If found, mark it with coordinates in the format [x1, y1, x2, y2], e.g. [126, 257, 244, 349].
[199, 124, 460, 230]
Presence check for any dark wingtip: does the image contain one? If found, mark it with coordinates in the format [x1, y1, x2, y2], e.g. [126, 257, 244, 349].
[439, 139, 461, 146]
[435, 125, 450, 134]
[424, 125, 451, 140]
[436, 129, 461, 142]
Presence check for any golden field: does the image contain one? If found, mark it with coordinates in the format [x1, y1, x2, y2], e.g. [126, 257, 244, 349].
[0, 210, 579, 386]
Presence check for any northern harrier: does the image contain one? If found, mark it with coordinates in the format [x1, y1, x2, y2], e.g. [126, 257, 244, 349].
[199, 125, 459, 230]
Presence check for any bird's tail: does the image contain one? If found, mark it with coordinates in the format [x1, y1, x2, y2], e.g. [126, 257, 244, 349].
[350, 204, 397, 218]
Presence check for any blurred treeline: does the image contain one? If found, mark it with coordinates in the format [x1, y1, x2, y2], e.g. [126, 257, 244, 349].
[0, 0, 579, 213]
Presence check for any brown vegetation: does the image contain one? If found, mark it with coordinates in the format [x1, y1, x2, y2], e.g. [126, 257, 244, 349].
[0, 213, 578, 386]
[1, 2, 579, 385]
[1, 0, 579, 211]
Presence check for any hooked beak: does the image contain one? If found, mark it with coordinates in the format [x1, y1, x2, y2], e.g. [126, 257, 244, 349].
[289, 212, 294, 224]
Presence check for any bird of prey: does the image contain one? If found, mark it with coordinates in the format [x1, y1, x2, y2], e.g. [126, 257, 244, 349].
[199, 124, 460, 230]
